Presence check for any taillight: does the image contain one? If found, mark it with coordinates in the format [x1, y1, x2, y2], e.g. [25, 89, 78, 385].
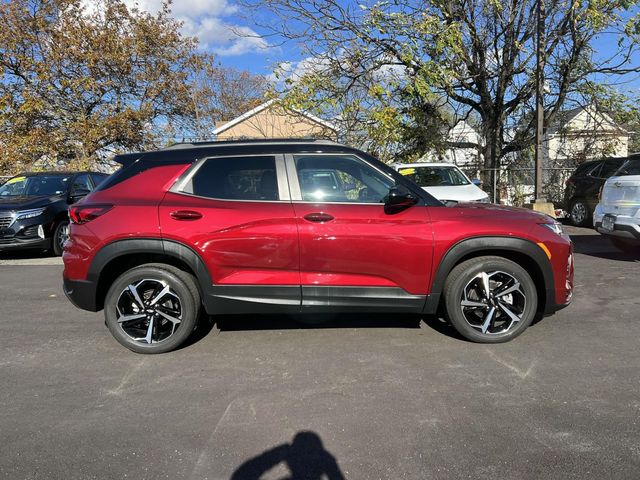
[565, 178, 574, 186]
[69, 204, 113, 224]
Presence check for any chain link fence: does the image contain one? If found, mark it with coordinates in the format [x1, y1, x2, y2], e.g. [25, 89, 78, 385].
[461, 166, 575, 208]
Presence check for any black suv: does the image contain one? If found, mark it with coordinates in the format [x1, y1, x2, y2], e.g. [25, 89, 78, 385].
[0, 171, 107, 255]
[563, 157, 626, 226]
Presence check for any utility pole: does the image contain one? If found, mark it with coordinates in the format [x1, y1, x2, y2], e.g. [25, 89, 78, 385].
[534, 0, 545, 202]
[530, 0, 556, 216]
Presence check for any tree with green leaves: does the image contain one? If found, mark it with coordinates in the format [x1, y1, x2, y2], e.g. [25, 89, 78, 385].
[249, 0, 640, 195]
[0, 0, 199, 173]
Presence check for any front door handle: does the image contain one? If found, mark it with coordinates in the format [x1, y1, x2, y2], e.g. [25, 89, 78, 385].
[303, 212, 334, 223]
[170, 210, 203, 221]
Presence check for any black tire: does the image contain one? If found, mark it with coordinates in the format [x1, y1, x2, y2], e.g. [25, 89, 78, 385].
[443, 256, 538, 343]
[610, 237, 639, 254]
[569, 199, 591, 227]
[104, 264, 200, 354]
[52, 220, 69, 256]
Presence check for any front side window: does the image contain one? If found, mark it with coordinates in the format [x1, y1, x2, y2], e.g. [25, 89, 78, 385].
[0, 175, 70, 197]
[397, 166, 470, 187]
[294, 155, 395, 203]
[188, 156, 279, 201]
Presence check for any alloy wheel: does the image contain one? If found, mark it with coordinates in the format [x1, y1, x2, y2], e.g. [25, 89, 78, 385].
[460, 271, 526, 335]
[116, 279, 183, 344]
[571, 202, 587, 225]
[57, 223, 69, 250]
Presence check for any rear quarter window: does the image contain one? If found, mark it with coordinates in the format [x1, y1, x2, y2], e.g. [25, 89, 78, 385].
[185, 156, 279, 201]
[615, 159, 640, 176]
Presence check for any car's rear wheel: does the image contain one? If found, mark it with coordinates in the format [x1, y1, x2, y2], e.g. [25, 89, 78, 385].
[569, 199, 590, 227]
[104, 264, 200, 354]
[443, 256, 538, 343]
[52, 220, 69, 256]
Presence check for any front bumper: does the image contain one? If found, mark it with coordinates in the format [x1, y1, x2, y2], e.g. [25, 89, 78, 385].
[63, 276, 99, 312]
[0, 212, 56, 251]
[0, 236, 51, 251]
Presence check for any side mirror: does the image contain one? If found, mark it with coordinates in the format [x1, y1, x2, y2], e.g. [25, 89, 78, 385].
[471, 179, 482, 187]
[69, 188, 91, 203]
[384, 187, 418, 213]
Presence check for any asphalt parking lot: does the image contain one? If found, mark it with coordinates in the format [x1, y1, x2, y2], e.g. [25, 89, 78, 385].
[1, 225, 639, 480]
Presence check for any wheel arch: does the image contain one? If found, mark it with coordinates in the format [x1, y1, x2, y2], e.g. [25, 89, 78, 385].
[89, 238, 212, 311]
[424, 236, 555, 315]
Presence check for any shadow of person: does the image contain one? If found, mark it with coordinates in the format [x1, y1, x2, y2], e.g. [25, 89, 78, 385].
[231, 431, 345, 480]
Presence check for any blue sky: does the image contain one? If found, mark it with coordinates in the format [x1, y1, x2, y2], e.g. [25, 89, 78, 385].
[110, 0, 293, 75]
[103, 1, 639, 93]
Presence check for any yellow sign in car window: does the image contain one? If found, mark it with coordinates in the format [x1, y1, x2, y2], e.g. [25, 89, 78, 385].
[398, 168, 416, 176]
[6, 176, 26, 185]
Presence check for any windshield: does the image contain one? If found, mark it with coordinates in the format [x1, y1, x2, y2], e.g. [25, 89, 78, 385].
[397, 166, 470, 187]
[615, 159, 640, 176]
[0, 175, 70, 197]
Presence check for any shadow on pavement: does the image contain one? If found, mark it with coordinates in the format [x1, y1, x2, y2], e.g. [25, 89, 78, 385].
[231, 431, 345, 480]
[215, 312, 422, 332]
[570, 234, 640, 262]
[0, 248, 53, 260]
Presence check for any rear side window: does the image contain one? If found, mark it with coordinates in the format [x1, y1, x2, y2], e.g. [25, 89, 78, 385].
[598, 160, 625, 178]
[188, 156, 279, 201]
[90, 173, 107, 188]
[615, 159, 640, 176]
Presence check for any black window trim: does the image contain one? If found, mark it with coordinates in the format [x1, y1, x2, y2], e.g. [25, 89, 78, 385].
[169, 153, 290, 202]
[285, 152, 406, 205]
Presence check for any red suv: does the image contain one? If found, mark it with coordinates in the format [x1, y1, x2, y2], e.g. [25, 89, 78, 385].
[63, 140, 573, 353]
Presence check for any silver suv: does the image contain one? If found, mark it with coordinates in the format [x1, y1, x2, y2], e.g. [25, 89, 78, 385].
[594, 156, 640, 252]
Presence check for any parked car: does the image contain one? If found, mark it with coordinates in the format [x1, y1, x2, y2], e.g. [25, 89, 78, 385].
[563, 157, 626, 226]
[391, 162, 489, 203]
[0, 171, 108, 255]
[594, 155, 640, 252]
[62, 140, 573, 354]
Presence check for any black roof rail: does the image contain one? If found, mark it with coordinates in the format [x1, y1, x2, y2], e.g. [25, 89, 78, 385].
[166, 138, 339, 149]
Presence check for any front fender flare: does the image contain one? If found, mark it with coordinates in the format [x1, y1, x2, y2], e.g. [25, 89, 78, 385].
[423, 236, 555, 314]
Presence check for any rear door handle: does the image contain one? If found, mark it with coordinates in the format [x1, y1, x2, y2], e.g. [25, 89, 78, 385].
[303, 212, 334, 223]
[170, 210, 203, 221]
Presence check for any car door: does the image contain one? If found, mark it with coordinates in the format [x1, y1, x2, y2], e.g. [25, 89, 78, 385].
[160, 154, 301, 311]
[286, 153, 434, 312]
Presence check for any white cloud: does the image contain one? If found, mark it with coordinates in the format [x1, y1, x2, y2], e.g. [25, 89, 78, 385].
[82, 0, 268, 57]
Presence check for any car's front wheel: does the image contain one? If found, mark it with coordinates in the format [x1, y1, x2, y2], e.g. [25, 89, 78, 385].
[104, 264, 200, 354]
[443, 256, 538, 343]
[52, 220, 69, 256]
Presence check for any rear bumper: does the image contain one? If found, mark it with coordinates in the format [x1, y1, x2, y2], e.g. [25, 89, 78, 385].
[63, 276, 99, 312]
[594, 204, 640, 240]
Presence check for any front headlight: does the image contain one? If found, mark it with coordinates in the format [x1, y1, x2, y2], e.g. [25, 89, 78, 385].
[14, 207, 46, 221]
[476, 196, 490, 203]
[540, 221, 564, 236]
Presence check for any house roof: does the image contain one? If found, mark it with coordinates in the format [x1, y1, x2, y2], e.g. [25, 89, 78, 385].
[212, 99, 338, 136]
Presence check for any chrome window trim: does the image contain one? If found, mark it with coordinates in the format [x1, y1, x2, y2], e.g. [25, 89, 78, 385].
[169, 153, 290, 202]
[285, 152, 396, 204]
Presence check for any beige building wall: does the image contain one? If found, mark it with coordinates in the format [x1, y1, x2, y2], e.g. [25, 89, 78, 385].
[216, 104, 337, 140]
[544, 106, 629, 164]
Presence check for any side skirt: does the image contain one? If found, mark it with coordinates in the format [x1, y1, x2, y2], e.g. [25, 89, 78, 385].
[204, 285, 427, 315]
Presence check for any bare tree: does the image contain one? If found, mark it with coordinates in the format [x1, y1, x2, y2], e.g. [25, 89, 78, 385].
[244, 0, 640, 196]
